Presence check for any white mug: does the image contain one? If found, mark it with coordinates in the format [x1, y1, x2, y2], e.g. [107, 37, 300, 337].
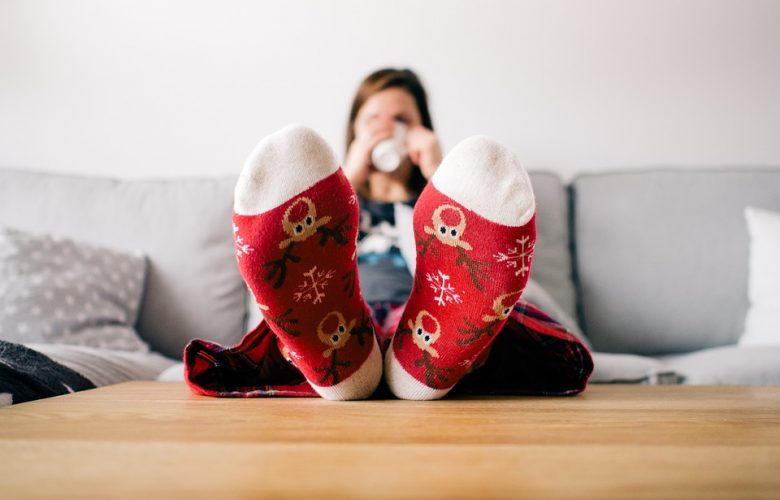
[371, 121, 408, 172]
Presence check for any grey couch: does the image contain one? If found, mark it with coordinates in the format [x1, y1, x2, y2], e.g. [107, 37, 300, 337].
[1, 167, 779, 385]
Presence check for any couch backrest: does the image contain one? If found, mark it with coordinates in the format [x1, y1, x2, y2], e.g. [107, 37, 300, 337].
[0, 169, 246, 359]
[572, 169, 780, 355]
[527, 172, 577, 321]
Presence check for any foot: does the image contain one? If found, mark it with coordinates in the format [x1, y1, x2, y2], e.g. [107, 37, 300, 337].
[233, 124, 382, 400]
[384, 135, 536, 400]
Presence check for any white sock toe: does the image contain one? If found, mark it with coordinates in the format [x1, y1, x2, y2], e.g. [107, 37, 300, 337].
[384, 348, 452, 401]
[312, 337, 383, 401]
[234, 124, 339, 215]
[431, 135, 535, 227]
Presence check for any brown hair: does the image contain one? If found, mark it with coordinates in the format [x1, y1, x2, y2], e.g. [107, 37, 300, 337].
[346, 68, 433, 194]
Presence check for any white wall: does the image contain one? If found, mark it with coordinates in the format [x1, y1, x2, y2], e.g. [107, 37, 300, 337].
[1, 0, 778, 180]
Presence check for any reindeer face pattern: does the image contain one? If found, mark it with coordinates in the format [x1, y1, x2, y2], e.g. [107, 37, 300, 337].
[408, 310, 441, 358]
[482, 291, 522, 322]
[279, 197, 331, 249]
[424, 204, 472, 251]
[317, 311, 356, 358]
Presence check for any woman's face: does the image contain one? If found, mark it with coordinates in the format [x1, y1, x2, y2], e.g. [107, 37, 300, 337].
[353, 87, 422, 138]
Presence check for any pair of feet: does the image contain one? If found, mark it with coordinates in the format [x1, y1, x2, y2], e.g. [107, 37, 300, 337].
[232, 125, 536, 400]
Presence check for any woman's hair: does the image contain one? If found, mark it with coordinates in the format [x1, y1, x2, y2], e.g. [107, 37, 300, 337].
[346, 68, 433, 194]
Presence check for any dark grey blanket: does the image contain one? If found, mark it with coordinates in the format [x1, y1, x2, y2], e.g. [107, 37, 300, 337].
[0, 340, 95, 405]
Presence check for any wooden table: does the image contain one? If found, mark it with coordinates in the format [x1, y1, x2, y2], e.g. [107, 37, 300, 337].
[1, 382, 778, 499]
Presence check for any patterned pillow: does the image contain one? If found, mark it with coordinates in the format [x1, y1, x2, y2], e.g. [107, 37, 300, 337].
[0, 227, 149, 351]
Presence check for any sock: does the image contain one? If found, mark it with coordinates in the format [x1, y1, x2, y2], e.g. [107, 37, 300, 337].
[385, 135, 536, 400]
[232, 124, 382, 400]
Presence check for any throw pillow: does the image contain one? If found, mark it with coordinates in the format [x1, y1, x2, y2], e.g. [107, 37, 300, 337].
[0, 227, 149, 351]
[739, 207, 780, 346]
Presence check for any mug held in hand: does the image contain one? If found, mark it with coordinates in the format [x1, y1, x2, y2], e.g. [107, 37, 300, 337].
[371, 121, 408, 172]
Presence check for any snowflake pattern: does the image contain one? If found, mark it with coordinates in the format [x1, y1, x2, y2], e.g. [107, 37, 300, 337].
[233, 223, 254, 259]
[293, 266, 336, 304]
[494, 235, 534, 278]
[426, 270, 463, 307]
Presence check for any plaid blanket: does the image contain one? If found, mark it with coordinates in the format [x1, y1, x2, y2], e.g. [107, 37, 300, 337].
[185, 299, 593, 398]
[0, 340, 95, 406]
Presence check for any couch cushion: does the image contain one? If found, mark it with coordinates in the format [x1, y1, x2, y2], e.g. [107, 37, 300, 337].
[27, 343, 178, 387]
[589, 352, 681, 384]
[527, 172, 577, 321]
[0, 169, 246, 358]
[572, 169, 780, 354]
[659, 345, 780, 385]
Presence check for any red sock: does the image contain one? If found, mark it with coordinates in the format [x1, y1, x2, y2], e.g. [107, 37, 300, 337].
[233, 125, 381, 400]
[385, 136, 536, 399]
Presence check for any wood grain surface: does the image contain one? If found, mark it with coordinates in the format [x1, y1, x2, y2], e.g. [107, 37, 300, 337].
[1, 382, 778, 499]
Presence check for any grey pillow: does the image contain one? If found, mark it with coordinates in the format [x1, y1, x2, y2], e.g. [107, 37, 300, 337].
[0, 227, 149, 351]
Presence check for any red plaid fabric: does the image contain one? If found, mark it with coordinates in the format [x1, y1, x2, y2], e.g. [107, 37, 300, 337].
[184, 299, 592, 398]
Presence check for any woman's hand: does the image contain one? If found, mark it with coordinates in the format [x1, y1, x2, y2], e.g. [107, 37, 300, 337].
[343, 119, 395, 188]
[406, 125, 442, 179]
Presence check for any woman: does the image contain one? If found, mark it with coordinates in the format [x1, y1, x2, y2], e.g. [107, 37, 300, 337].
[343, 69, 442, 337]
